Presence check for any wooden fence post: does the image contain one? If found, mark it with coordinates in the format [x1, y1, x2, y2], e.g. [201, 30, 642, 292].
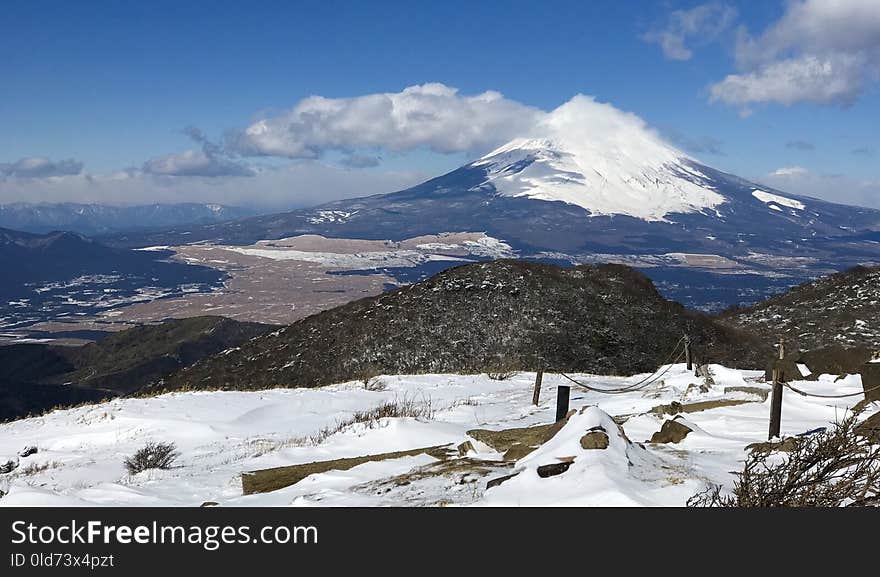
[685, 335, 692, 371]
[768, 341, 785, 440]
[532, 368, 543, 406]
[555, 386, 570, 422]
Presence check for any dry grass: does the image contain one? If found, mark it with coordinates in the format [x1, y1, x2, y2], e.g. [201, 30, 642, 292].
[19, 461, 61, 476]
[245, 395, 438, 457]
[309, 395, 435, 444]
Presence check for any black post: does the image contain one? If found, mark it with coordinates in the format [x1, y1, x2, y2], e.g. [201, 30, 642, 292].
[685, 335, 692, 371]
[532, 368, 544, 406]
[555, 385, 570, 422]
[768, 369, 784, 440]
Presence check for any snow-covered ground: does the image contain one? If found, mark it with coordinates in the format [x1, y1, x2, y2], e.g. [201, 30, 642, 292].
[0, 365, 870, 507]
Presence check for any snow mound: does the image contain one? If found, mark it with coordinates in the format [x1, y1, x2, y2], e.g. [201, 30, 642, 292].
[482, 407, 671, 506]
[470, 96, 726, 221]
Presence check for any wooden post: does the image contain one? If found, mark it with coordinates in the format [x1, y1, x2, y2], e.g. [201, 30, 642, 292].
[768, 341, 785, 440]
[555, 385, 570, 422]
[684, 335, 692, 372]
[532, 368, 543, 406]
[768, 378, 783, 440]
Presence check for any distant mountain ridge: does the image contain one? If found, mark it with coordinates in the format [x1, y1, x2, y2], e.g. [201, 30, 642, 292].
[0, 202, 254, 236]
[0, 227, 225, 329]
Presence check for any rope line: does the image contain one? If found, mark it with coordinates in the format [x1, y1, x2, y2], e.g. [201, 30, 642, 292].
[556, 337, 686, 395]
[782, 380, 880, 400]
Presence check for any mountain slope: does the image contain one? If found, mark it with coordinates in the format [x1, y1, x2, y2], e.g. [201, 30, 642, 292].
[160, 260, 768, 392]
[722, 265, 880, 351]
[0, 316, 275, 421]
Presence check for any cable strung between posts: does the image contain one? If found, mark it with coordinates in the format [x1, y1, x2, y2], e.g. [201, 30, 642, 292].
[556, 337, 686, 395]
[782, 380, 880, 400]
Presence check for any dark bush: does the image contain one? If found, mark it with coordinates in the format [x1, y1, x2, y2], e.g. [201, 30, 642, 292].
[688, 411, 880, 507]
[124, 441, 179, 475]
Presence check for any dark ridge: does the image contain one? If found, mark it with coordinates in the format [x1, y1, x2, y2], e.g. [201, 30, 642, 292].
[721, 265, 880, 351]
[160, 260, 770, 392]
[0, 316, 276, 422]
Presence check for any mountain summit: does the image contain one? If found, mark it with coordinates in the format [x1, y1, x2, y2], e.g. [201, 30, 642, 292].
[470, 96, 725, 221]
[104, 97, 880, 309]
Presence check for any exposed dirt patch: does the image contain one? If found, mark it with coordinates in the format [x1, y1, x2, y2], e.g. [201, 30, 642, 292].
[241, 444, 454, 495]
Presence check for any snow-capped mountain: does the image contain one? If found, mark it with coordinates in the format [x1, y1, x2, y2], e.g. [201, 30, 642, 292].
[469, 95, 728, 221]
[470, 136, 723, 221]
[105, 97, 880, 309]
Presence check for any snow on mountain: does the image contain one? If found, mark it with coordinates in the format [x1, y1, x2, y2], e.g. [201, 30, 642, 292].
[0, 365, 867, 507]
[470, 96, 726, 221]
[751, 189, 806, 211]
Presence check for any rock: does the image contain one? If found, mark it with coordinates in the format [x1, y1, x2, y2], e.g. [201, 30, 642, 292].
[766, 346, 873, 383]
[502, 443, 536, 462]
[486, 473, 518, 489]
[855, 411, 880, 443]
[539, 409, 577, 443]
[860, 363, 880, 403]
[650, 398, 752, 416]
[456, 441, 474, 456]
[536, 462, 572, 478]
[724, 386, 770, 401]
[696, 364, 715, 387]
[746, 437, 799, 454]
[649, 418, 693, 444]
[0, 457, 19, 474]
[467, 410, 576, 453]
[580, 428, 609, 450]
[19, 446, 38, 458]
[467, 425, 554, 453]
[200, 501, 219, 507]
[650, 401, 683, 417]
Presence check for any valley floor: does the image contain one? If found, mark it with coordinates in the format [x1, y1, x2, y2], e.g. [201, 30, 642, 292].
[0, 365, 868, 507]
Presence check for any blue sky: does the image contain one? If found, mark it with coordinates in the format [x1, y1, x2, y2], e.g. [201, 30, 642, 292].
[1, 0, 878, 208]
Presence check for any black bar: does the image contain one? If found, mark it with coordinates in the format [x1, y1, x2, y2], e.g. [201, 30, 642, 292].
[769, 376, 783, 440]
[555, 385, 570, 422]
[532, 368, 543, 405]
[685, 337, 692, 371]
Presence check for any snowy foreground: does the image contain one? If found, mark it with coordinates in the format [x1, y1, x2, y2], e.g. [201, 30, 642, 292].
[0, 365, 869, 507]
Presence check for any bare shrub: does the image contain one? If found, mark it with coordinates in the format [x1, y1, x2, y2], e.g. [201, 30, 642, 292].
[19, 461, 60, 476]
[309, 395, 434, 445]
[124, 441, 179, 475]
[486, 370, 517, 381]
[688, 411, 880, 507]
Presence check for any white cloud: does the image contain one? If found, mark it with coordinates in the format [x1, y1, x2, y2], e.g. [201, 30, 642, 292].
[143, 149, 254, 177]
[226, 83, 543, 159]
[710, 53, 867, 107]
[710, 0, 880, 108]
[643, 2, 737, 61]
[759, 166, 880, 209]
[0, 156, 83, 178]
[769, 166, 808, 177]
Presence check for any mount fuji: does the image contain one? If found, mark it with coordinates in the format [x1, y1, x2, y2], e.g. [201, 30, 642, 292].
[107, 96, 880, 310]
